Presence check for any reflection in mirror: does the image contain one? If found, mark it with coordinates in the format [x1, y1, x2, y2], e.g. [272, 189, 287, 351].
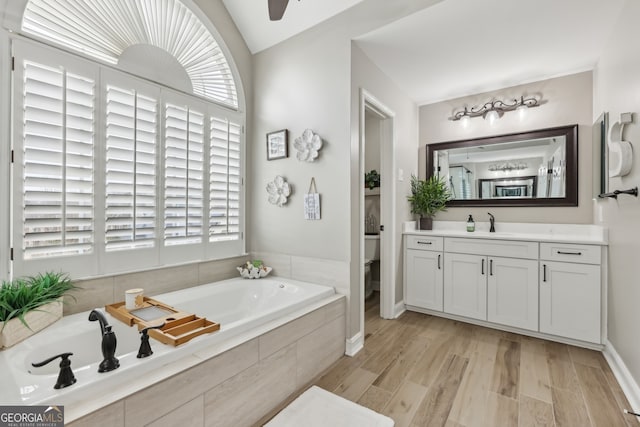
[426, 125, 577, 207]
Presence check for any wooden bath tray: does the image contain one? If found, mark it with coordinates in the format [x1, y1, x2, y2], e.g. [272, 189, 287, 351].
[105, 297, 220, 346]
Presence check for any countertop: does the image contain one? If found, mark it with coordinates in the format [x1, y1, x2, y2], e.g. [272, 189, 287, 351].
[403, 221, 608, 245]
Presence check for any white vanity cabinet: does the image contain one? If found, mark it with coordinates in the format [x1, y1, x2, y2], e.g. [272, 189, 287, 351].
[539, 243, 601, 343]
[443, 252, 486, 320]
[443, 238, 539, 330]
[403, 225, 607, 348]
[404, 235, 444, 311]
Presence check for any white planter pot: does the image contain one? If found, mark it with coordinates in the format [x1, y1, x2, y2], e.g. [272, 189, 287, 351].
[0, 299, 63, 349]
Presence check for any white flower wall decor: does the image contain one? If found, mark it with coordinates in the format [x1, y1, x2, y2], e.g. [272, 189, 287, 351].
[293, 129, 323, 162]
[266, 175, 291, 207]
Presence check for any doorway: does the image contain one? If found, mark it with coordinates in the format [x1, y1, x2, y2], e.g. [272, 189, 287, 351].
[359, 89, 396, 345]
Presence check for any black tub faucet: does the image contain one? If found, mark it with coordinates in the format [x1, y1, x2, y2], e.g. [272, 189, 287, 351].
[88, 309, 120, 373]
[488, 212, 495, 232]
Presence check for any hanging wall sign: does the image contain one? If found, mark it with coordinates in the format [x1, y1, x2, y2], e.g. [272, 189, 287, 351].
[304, 178, 321, 220]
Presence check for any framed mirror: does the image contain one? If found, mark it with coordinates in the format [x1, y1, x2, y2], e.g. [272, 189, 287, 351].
[426, 124, 578, 207]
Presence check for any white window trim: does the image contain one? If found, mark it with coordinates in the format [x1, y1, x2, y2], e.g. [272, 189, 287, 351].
[0, 29, 11, 279]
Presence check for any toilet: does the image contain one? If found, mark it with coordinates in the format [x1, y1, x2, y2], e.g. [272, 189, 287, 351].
[364, 235, 380, 299]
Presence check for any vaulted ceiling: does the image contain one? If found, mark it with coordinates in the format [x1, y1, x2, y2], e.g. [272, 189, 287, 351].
[224, 0, 625, 105]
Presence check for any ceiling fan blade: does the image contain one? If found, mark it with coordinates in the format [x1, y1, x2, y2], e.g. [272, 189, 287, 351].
[268, 0, 289, 21]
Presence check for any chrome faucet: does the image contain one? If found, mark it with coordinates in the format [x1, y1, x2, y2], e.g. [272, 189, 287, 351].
[488, 212, 495, 232]
[88, 309, 120, 373]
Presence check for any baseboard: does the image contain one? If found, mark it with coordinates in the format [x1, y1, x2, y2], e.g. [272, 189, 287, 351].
[394, 301, 405, 319]
[345, 332, 363, 357]
[603, 339, 640, 413]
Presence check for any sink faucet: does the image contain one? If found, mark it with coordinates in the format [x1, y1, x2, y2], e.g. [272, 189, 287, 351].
[488, 212, 495, 232]
[88, 309, 120, 373]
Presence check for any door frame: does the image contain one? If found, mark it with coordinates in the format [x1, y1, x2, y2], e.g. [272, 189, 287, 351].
[359, 88, 396, 327]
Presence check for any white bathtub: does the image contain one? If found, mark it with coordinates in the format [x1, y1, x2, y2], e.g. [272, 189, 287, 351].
[0, 277, 336, 411]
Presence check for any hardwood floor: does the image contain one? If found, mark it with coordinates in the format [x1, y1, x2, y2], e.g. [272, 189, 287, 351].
[258, 292, 639, 427]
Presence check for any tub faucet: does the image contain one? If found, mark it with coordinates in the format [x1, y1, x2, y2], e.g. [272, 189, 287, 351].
[488, 212, 495, 233]
[88, 309, 120, 373]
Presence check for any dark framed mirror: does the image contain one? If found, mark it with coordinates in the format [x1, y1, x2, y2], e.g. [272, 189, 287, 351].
[426, 124, 578, 207]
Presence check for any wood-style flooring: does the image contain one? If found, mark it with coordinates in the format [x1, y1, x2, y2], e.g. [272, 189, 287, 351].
[258, 292, 639, 427]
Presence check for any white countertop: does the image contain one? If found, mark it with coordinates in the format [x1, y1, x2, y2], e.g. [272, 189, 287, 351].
[403, 221, 608, 245]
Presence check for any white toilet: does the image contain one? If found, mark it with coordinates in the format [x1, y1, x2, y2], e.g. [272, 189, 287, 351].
[364, 235, 380, 299]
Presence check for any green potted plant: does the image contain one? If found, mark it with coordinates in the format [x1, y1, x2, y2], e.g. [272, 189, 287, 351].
[407, 174, 452, 230]
[0, 272, 76, 348]
[364, 170, 381, 190]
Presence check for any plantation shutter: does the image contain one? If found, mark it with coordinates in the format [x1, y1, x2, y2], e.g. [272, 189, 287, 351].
[21, 60, 95, 260]
[209, 117, 241, 241]
[105, 85, 158, 251]
[164, 103, 204, 246]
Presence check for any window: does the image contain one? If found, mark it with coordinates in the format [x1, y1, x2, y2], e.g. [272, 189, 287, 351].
[210, 118, 241, 241]
[164, 103, 205, 246]
[21, 0, 239, 109]
[12, 39, 244, 278]
[105, 84, 158, 252]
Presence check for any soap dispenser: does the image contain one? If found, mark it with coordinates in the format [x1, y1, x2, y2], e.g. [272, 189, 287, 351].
[466, 215, 475, 232]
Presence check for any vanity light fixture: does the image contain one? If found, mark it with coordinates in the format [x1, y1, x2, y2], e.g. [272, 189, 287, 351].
[450, 96, 541, 123]
[489, 161, 528, 172]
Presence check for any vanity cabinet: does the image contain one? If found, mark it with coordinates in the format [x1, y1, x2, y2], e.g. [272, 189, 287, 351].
[487, 257, 538, 331]
[539, 243, 601, 343]
[443, 238, 539, 329]
[404, 235, 443, 311]
[443, 253, 486, 320]
[404, 228, 606, 347]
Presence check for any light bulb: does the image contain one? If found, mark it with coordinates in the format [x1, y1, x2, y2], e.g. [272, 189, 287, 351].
[485, 109, 499, 124]
[517, 103, 528, 120]
[460, 115, 470, 128]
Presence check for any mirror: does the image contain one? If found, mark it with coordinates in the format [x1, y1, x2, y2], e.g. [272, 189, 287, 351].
[426, 125, 578, 207]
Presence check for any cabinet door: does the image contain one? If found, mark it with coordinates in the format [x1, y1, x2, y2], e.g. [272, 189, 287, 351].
[487, 257, 538, 331]
[444, 253, 486, 320]
[540, 261, 601, 343]
[405, 249, 443, 311]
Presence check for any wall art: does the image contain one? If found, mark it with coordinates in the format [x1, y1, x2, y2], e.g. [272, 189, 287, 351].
[266, 175, 291, 207]
[266, 129, 288, 160]
[294, 129, 323, 162]
[304, 178, 321, 220]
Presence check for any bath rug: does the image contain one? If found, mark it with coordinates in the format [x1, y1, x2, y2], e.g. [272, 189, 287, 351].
[265, 385, 394, 427]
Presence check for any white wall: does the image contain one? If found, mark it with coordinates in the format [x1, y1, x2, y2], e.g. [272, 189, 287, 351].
[251, 0, 441, 339]
[593, 0, 640, 401]
[351, 43, 418, 317]
[419, 71, 594, 224]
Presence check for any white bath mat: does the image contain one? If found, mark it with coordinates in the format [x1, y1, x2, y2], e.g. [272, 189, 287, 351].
[265, 386, 394, 427]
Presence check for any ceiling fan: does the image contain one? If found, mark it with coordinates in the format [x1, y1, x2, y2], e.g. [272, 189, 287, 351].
[268, 0, 300, 21]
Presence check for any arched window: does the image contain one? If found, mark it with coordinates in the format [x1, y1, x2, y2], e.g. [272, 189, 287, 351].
[8, 0, 244, 278]
[20, 0, 239, 109]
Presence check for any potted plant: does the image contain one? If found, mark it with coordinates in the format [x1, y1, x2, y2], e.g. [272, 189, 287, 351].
[407, 174, 452, 230]
[364, 170, 381, 190]
[0, 272, 76, 348]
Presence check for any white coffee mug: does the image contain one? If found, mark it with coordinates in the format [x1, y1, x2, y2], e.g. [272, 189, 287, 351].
[125, 288, 144, 310]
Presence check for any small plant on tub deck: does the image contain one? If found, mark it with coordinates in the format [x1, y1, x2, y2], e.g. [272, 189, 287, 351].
[237, 260, 273, 279]
[0, 272, 76, 330]
[407, 174, 452, 230]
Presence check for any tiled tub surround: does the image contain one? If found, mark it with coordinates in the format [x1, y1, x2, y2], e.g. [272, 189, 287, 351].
[0, 278, 345, 425]
[63, 256, 248, 316]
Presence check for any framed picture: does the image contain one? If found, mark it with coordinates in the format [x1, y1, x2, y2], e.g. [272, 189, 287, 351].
[266, 129, 288, 160]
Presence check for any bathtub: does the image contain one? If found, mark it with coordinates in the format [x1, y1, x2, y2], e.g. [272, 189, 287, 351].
[0, 277, 338, 419]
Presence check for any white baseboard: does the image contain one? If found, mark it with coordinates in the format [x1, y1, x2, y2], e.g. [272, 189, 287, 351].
[394, 301, 405, 319]
[603, 339, 640, 413]
[345, 332, 364, 357]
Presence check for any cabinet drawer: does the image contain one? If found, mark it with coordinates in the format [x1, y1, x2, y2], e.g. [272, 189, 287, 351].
[406, 235, 444, 251]
[444, 238, 538, 260]
[540, 243, 601, 265]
